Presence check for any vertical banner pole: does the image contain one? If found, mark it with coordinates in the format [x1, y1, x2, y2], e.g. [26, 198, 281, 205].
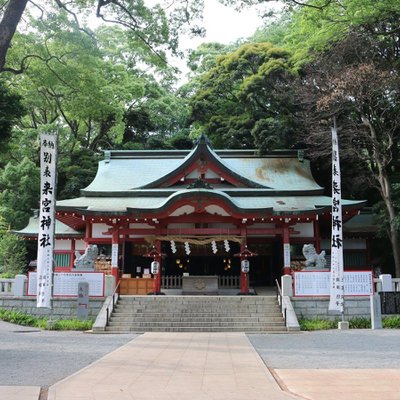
[37, 133, 58, 309]
[328, 118, 345, 318]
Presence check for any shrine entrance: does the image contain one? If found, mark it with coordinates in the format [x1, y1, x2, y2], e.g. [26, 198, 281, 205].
[121, 239, 281, 289]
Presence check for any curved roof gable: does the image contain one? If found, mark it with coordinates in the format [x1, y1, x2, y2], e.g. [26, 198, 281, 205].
[140, 134, 268, 189]
[81, 135, 323, 195]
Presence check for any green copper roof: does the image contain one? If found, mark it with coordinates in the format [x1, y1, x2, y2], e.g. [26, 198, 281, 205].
[14, 213, 83, 237]
[55, 136, 364, 217]
[82, 146, 321, 194]
[56, 191, 363, 215]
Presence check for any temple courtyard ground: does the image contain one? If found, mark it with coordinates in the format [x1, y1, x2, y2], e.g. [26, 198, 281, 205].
[0, 321, 400, 400]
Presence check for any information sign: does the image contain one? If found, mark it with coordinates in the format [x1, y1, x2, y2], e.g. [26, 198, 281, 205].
[294, 271, 373, 296]
[28, 272, 104, 297]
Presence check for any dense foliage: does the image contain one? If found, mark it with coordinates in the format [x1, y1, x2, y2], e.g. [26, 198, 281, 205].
[0, 0, 399, 274]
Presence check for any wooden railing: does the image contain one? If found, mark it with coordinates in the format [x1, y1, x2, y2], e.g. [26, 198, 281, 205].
[161, 275, 240, 289]
[218, 275, 239, 288]
[161, 275, 182, 289]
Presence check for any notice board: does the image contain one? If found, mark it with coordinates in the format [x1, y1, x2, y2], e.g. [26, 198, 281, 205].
[28, 272, 104, 297]
[294, 270, 373, 296]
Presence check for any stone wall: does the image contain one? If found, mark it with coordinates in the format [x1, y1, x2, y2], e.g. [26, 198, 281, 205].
[0, 296, 105, 319]
[291, 297, 371, 320]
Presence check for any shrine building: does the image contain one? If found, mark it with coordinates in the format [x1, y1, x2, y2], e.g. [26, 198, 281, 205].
[18, 135, 370, 295]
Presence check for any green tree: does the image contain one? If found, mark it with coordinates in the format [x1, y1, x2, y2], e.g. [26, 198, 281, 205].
[189, 42, 298, 149]
[295, 31, 400, 276]
[0, 231, 27, 277]
[0, 0, 206, 73]
[0, 80, 25, 153]
[0, 157, 40, 230]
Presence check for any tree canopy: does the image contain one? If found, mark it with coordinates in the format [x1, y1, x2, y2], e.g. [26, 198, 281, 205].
[0, 0, 400, 275]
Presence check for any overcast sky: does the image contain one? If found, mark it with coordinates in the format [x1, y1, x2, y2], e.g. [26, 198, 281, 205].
[176, 0, 283, 81]
[191, 0, 264, 46]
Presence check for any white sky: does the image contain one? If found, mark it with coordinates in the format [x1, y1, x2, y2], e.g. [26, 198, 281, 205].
[175, 0, 284, 82]
[190, 0, 264, 46]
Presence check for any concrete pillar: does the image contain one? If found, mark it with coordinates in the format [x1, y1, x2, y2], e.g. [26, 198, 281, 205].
[104, 275, 116, 296]
[379, 274, 393, 292]
[13, 275, 27, 296]
[281, 274, 293, 297]
[370, 293, 382, 329]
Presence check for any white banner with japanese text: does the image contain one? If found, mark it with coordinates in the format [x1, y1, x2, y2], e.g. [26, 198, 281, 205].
[329, 123, 344, 312]
[36, 133, 57, 308]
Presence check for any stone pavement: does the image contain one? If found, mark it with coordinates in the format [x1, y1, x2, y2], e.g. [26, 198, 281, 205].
[0, 386, 41, 400]
[2, 331, 400, 400]
[47, 332, 297, 400]
[274, 369, 400, 400]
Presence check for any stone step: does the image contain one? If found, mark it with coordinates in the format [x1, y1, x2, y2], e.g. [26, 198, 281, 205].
[118, 297, 278, 303]
[105, 325, 287, 333]
[107, 321, 285, 327]
[111, 312, 282, 318]
[114, 304, 277, 313]
[109, 316, 284, 323]
[106, 295, 286, 333]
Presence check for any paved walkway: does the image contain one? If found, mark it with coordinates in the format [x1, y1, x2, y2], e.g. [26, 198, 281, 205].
[48, 332, 297, 400]
[2, 331, 400, 400]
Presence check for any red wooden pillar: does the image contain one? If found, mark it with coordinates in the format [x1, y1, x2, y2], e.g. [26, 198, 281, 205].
[111, 227, 120, 285]
[84, 222, 92, 247]
[282, 224, 291, 275]
[240, 243, 249, 295]
[314, 218, 321, 253]
[239, 226, 249, 294]
[154, 240, 162, 294]
[69, 239, 76, 270]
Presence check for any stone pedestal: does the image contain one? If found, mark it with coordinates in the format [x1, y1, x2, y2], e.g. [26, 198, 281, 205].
[182, 275, 218, 295]
[281, 275, 293, 297]
[338, 321, 349, 330]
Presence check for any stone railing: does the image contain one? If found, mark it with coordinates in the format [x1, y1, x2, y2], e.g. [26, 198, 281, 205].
[374, 277, 400, 292]
[0, 278, 14, 295]
[0, 275, 28, 296]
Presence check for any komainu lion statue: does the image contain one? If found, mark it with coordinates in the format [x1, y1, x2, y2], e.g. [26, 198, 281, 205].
[302, 244, 327, 269]
[74, 245, 98, 270]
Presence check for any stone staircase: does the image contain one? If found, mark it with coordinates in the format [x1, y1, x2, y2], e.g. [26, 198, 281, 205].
[105, 295, 287, 333]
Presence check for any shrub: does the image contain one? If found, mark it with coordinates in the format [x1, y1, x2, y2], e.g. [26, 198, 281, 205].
[0, 308, 93, 330]
[383, 316, 400, 329]
[349, 317, 371, 329]
[298, 318, 337, 330]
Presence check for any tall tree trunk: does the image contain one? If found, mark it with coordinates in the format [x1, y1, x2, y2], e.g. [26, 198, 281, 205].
[379, 170, 400, 277]
[0, 0, 28, 71]
[363, 115, 400, 277]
